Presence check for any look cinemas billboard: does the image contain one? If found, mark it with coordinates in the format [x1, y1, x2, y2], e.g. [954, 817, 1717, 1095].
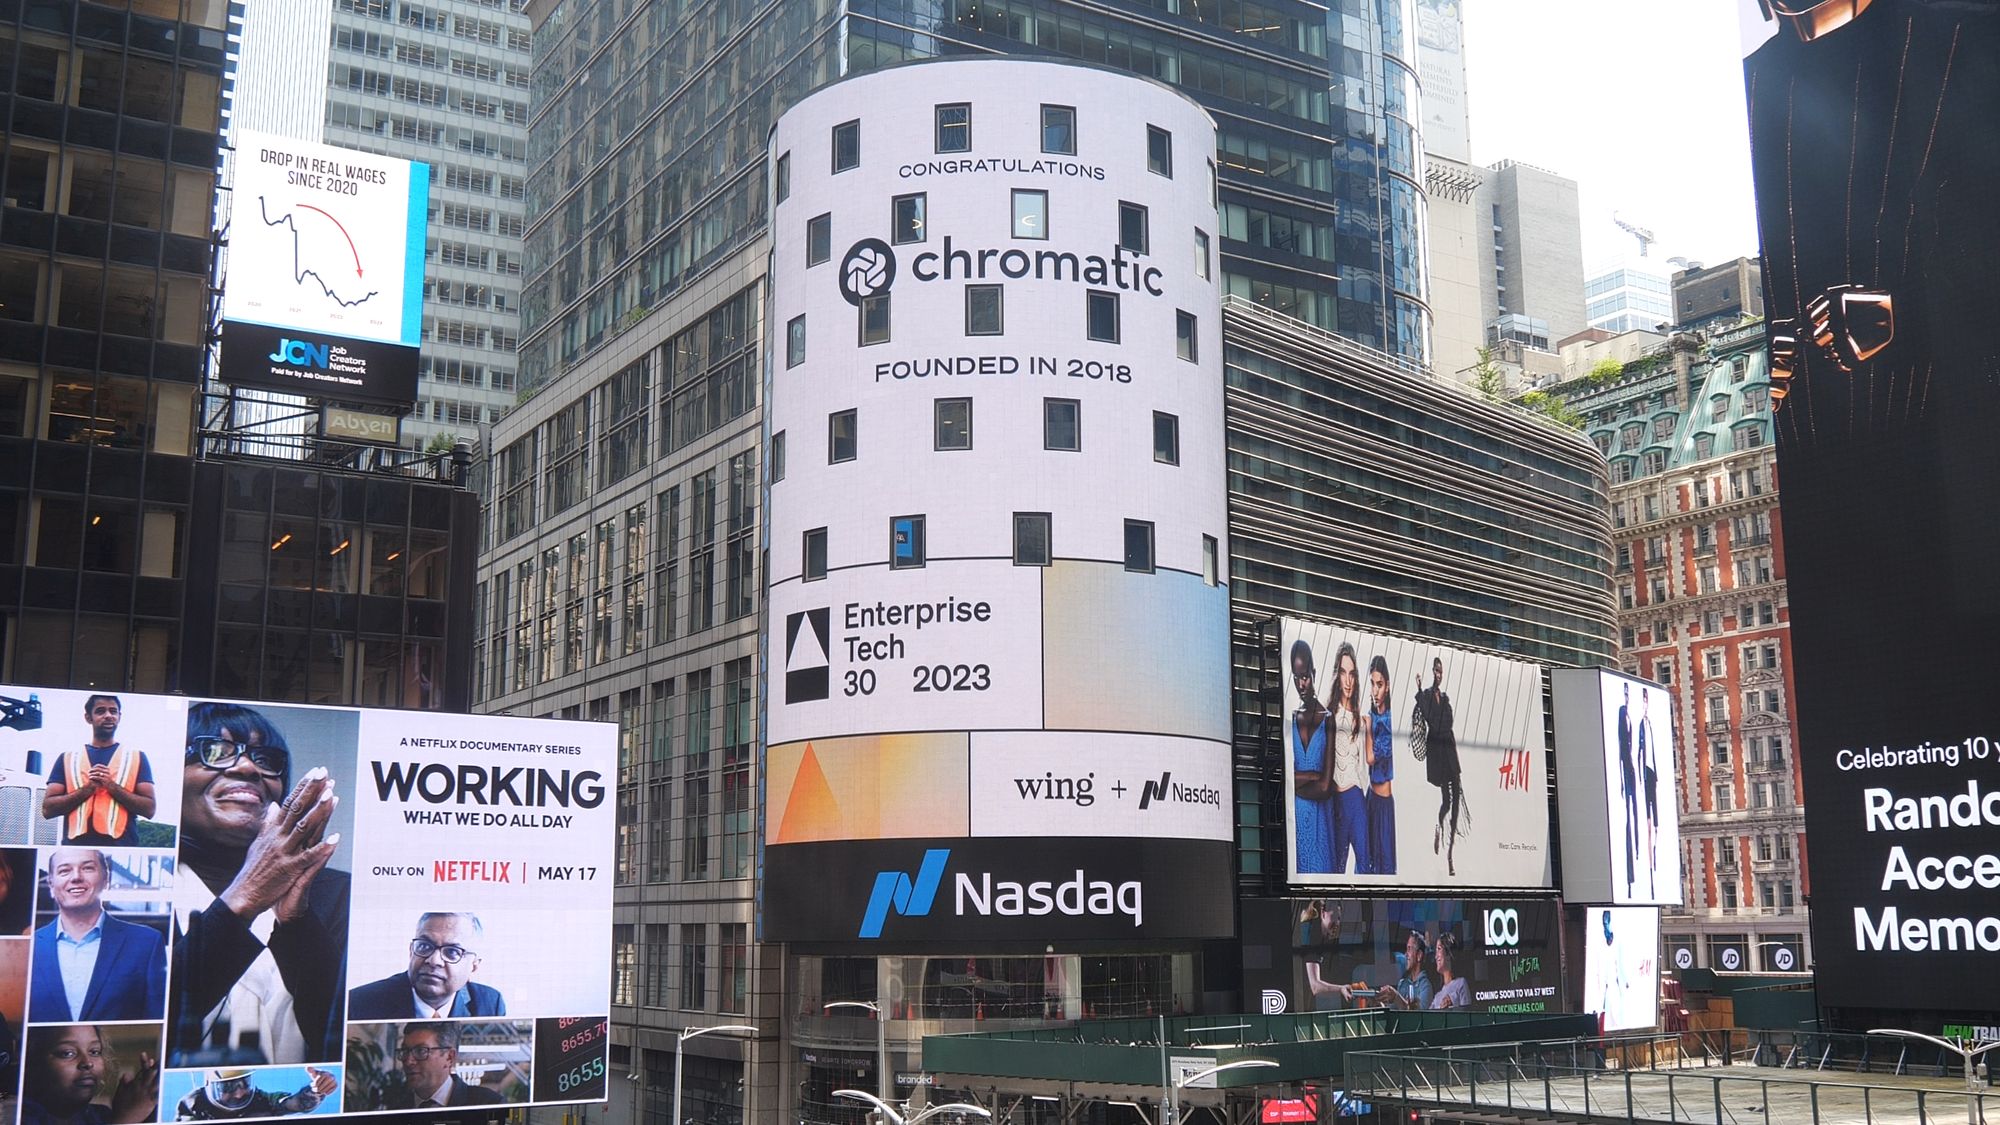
[759, 60, 1235, 944]
[0, 685, 613, 1121]
[1743, 1, 2000, 1013]
[1241, 897, 1562, 1017]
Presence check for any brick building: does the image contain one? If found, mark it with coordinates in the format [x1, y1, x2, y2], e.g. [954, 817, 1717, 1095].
[1563, 319, 1811, 975]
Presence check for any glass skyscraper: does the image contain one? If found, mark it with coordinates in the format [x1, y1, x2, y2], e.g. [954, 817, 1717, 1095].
[497, 2, 1450, 1121]
[519, 0, 1431, 398]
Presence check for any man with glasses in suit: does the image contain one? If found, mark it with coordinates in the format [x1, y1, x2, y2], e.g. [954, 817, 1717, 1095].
[347, 913, 507, 1020]
[381, 1023, 503, 1110]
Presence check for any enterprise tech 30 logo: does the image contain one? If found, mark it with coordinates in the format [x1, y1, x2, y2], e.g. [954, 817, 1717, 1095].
[857, 849, 1143, 938]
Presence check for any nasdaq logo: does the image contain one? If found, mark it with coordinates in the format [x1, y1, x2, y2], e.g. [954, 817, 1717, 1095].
[1139, 771, 1222, 811]
[858, 849, 949, 939]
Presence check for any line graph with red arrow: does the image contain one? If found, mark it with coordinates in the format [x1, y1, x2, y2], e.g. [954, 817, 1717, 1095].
[257, 196, 381, 307]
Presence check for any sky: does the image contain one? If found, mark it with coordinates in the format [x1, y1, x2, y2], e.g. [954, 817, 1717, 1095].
[1461, 0, 1762, 273]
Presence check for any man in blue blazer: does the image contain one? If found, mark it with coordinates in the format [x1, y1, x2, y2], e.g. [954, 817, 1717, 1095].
[347, 912, 506, 1020]
[30, 847, 167, 1022]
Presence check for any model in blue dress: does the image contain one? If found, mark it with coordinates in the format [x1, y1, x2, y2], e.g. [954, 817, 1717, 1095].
[1289, 639, 1334, 873]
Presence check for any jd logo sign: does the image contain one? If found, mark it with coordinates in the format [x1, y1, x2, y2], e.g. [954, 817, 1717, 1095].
[1484, 907, 1521, 947]
[839, 239, 896, 306]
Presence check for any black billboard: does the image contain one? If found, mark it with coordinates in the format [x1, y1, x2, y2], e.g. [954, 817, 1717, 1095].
[220, 320, 420, 406]
[761, 838, 1235, 945]
[1743, 0, 2000, 1017]
[1239, 897, 1561, 1018]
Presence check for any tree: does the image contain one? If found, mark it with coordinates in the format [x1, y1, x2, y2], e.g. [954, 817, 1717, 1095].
[1518, 390, 1585, 429]
[1470, 346, 1505, 400]
[424, 431, 461, 455]
[1588, 357, 1625, 385]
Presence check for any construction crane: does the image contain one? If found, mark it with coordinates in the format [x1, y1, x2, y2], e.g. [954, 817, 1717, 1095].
[1614, 213, 1656, 257]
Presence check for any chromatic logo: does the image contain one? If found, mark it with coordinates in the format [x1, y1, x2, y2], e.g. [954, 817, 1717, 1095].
[838, 239, 897, 306]
[784, 609, 830, 703]
[858, 849, 949, 939]
[269, 337, 331, 368]
[1484, 907, 1521, 947]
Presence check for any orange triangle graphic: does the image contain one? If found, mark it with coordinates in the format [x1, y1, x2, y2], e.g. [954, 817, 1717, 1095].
[777, 741, 843, 843]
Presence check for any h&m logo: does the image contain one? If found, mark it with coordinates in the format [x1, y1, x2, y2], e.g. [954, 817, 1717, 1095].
[858, 848, 949, 939]
[269, 338, 330, 368]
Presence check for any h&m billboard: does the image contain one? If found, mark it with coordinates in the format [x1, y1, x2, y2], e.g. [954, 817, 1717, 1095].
[1582, 906, 1660, 1034]
[0, 684, 613, 1120]
[1742, 0, 2000, 1013]
[1278, 618, 1550, 890]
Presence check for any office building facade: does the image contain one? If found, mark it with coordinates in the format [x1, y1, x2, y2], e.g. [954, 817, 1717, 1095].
[1561, 321, 1810, 975]
[1671, 255, 1763, 333]
[322, 0, 532, 450]
[0, 0, 228, 687]
[1585, 257, 1674, 335]
[0, 0, 479, 707]
[1476, 160, 1586, 350]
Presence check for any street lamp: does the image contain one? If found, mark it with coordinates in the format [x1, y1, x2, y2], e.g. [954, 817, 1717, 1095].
[1869, 1028, 2000, 1125]
[673, 1023, 757, 1125]
[825, 1000, 891, 1105]
[1164, 1058, 1279, 1125]
[833, 1088, 990, 1125]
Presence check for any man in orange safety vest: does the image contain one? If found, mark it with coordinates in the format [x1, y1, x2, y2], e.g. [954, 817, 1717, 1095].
[41, 694, 157, 847]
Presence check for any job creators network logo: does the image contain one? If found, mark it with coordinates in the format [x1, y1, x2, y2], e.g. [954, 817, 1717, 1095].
[839, 239, 897, 306]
